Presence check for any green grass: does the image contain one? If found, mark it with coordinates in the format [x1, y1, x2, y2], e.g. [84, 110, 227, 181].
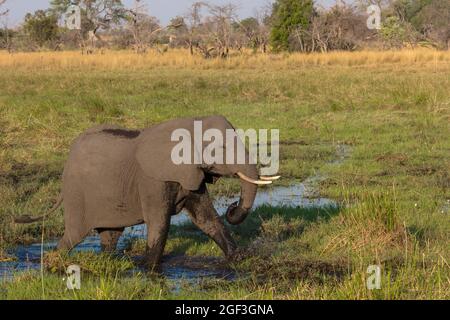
[1, 203, 447, 299]
[0, 51, 449, 299]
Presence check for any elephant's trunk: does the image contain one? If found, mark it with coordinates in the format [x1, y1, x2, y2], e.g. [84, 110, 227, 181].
[226, 165, 258, 225]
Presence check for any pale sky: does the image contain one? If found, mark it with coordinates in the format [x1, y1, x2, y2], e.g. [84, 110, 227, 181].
[2, 0, 339, 27]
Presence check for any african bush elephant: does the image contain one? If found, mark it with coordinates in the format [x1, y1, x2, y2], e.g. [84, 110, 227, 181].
[16, 116, 279, 270]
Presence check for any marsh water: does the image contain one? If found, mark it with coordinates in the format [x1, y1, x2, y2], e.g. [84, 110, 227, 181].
[0, 144, 351, 283]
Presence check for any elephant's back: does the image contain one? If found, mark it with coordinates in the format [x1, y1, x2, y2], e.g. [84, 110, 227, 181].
[65, 125, 139, 170]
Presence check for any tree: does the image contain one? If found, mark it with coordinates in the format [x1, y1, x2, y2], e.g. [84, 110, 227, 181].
[184, 2, 204, 55]
[406, 0, 450, 48]
[380, 16, 410, 47]
[418, 0, 450, 50]
[0, 0, 7, 17]
[180, 2, 239, 58]
[123, 0, 160, 53]
[235, 17, 259, 49]
[50, 0, 125, 35]
[0, 0, 10, 50]
[205, 3, 239, 57]
[234, 11, 271, 53]
[290, 3, 370, 52]
[23, 10, 59, 48]
[388, 0, 449, 48]
[50, 0, 125, 53]
[270, 0, 314, 51]
[167, 16, 188, 48]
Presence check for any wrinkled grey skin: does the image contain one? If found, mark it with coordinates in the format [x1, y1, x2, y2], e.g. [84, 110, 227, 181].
[50, 116, 258, 270]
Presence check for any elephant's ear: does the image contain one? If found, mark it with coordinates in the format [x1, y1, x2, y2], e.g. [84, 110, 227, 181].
[135, 124, 205, 191]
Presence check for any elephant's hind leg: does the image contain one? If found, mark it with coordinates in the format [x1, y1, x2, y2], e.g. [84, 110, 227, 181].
[57, 190, 89, 252]
[139, 181, 175, 272]
[97, 228, 124, 253]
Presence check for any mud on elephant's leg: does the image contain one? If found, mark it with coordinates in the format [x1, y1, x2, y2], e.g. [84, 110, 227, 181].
[140, 182, 176, 272]
[97, 228, 124, 253]
[144, 212, 171, 272]
[185, 186, 238, 260]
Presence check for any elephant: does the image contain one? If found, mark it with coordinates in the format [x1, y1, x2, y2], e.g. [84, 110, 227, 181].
[15, 116, 279, 270]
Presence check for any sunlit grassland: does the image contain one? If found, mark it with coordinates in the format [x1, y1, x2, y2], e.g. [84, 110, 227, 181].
[0, 49, 449, 299]
[1, 48, 449, 70]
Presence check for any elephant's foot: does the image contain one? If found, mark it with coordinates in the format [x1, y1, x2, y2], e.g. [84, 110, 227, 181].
[143, 244, 165, 273]
[226, 247, 246, 263]
[143, 255, 163, 274]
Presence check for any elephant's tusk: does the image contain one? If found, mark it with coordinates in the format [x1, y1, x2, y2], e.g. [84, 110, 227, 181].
[259, 176, 281, 181]
[237, 172, 273, 185]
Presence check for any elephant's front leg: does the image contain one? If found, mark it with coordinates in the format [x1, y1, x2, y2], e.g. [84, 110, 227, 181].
[185, 185, 237, 260]
[145, 213, 171, 272]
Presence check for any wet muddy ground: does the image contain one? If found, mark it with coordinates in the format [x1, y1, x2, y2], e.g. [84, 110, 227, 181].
[0, 182, 336, 282]
[0, 144, 351, 283]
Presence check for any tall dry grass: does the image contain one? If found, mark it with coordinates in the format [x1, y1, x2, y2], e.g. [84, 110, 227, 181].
[0, 48, 449, 71]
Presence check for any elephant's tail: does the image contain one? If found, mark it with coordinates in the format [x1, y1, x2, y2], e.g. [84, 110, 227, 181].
[14, 193, 63, 224]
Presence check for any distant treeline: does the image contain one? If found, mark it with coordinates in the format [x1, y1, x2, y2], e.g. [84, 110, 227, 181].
[0, 0, 448, 55]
